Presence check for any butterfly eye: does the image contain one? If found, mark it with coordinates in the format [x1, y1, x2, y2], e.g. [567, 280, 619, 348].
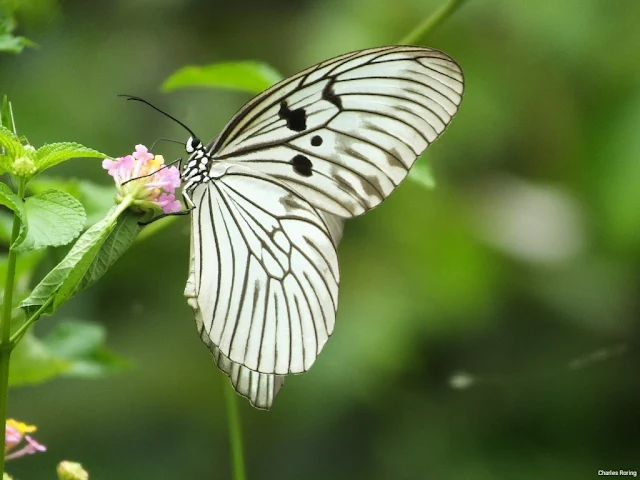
[186, 137, 201, 154]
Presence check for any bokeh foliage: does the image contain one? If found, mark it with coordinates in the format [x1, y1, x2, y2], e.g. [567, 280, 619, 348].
[1, 0, 639, 479]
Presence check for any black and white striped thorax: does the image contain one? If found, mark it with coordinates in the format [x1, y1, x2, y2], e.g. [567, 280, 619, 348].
[181, 136, 213, 207]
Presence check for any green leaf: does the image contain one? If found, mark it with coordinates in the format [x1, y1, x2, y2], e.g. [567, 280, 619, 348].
[1, 95, 15, 132]
[34, 142, 109, 174]
[20, 205, 122, 317]
[43, 319, 105, 358]
[0, 210, 12, 242]
[0, 182, 23, 215]
[41, 320, 128, 378]
[408, 154, 437, 190]
[16, 189, 86, 252]
[9, 333, 69, 387]
[9, 320, 127, 387]
[64, 347, 128, 378]
[0, 16, 36, 53]
[0, 181, 28, 248]
[0, 17, 36, 54]
[27, 177, 116, 227]
[162, 61, 284, 94]
[0, 124, 25, 167]
[78, 209, 141, 292]
[0, 33, 30, 53]
[77, 180, 118, 226]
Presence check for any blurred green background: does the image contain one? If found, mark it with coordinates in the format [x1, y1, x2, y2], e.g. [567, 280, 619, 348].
[2, 0, 640, 478]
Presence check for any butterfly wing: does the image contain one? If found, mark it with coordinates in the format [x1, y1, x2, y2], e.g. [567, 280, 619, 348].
[187, 162, 340, 378]
[186, 238, 284, 409]
[210, 45, 464, 217]
[185, 202, 343, 409]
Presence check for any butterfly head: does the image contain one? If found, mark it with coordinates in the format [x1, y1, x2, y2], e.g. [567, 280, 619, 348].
[185, 136, 202, 155]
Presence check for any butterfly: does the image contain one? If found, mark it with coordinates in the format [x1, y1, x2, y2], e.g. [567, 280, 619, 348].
[131, 45, 464, 409]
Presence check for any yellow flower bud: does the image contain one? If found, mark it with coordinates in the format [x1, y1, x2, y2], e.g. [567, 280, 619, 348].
[12, 156, 37, 176]
[57, 461, 89, 480]
[6, 418, 37, 434]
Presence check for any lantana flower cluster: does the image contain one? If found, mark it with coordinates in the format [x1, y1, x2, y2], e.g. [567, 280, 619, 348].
[102, 145, 181, 214]
[4, 419, 46, 461]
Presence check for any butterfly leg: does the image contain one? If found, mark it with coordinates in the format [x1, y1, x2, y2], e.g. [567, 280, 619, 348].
[137, 183, 196, 226]
[138, 208, 193, 226]
[122, 157, 183, 187]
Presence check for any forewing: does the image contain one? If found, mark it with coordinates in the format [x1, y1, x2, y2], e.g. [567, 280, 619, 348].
[210, 45, 464, 217]
[190, 162, 340, 376]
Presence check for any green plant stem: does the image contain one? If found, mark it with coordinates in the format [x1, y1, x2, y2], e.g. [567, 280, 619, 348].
[223, 377, 246, 480]
[0, 178, 26, 476]
[399, 0, 469, 44]
[9, 296, 54, 345]
[9, 195, 134, 346]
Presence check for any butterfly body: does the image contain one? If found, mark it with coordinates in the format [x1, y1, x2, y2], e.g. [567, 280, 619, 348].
[176, 45, 464, 409]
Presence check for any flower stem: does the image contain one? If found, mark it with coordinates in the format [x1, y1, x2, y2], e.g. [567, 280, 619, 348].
[0, 178, 26, 476]
[222, 377, 247, 480]
[9, 296, 54, 345]
[8, 195, 133, 346]
[399, 0, 469, 45]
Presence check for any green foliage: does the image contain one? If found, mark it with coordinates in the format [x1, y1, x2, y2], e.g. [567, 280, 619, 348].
[0, 123, 25, 163]
[9, 332, 68, 386]
[0, 17, 35, 54]
[1, 95, 15, 133]
[0, 128, 109, 180]
[162, 61, 284, 94]
[408, 155, 436, 189]
[41, 319, 127, 378]
[28, 177, 116, 226]
[34, 142, 109, 174]
[0, 211, 12, 240]
[0, 181, 27, 247]
[20, 206, 122, 317]
[0, 250, 43, 307]
[78, 210, 141, 292]
[15, 189, 86, 252]
[9, 319, 126, 387]
[76, 180, 117, 225]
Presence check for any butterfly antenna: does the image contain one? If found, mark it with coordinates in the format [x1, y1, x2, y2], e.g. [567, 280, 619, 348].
[118, 94, 198, 139]
[121, 156, 183, 187]
[150, 137, 187, 151]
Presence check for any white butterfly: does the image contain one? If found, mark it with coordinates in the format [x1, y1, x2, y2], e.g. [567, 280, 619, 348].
[166, 45, 463, 409]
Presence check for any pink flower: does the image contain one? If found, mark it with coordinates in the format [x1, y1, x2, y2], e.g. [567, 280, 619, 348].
[156, 193, 182, 214]
[5, 419, 46, 461]
[133, 144, 154, 162]
[5, 425, 21, 449]
[103, 145, 182, 214]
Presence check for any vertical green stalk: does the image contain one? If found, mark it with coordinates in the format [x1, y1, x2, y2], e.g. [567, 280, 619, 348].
[0, 179, 25, 475]
[399, 0, 469, 45]
[222, 378, 246, 480]
[0, 349, 9, 475]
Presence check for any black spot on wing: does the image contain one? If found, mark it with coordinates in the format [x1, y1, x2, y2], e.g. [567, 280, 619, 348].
[291, 154, 313, 177]
[278, 101, 307, 132]
[311, 135, 323, 146]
